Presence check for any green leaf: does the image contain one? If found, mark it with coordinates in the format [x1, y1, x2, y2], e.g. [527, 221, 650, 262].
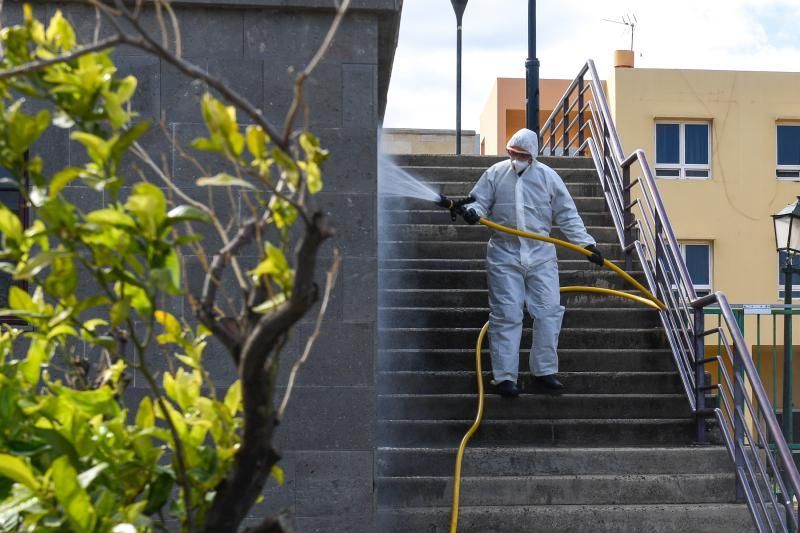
[110, 299, 130, 327]
[164, 205, 211, 226]
[250, 243, 293, 291]
[51, 456, 96, 532]
[14, 250, 65, 280]
[135, 396, 154, 429]
[111, 120, 150, 165]
[70, 131, 113, 166]
[86, 208, 136, 228]
[9, 286, 36, 313]
[154, 310, 181, 341]
[46, 10, 76, 51]
[246, 125, 268, 159]
[0, 454, 39, 491]
[0, 204, 23, 242]
[224, 380, 241, 415]
[50, 167, 81, 197]
[271, 465, 285, 486]
[77, 463, 107, 489]
[196, 173, 255, 189]
[125, 182, 166, 238]
[19, 338, 49, 387]
[143, 470, 173, 515]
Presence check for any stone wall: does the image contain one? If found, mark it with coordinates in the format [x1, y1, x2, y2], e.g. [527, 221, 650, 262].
[7, 1, 401, 530]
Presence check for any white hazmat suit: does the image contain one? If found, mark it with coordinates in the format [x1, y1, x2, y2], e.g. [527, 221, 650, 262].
[466, 129, 596, 383]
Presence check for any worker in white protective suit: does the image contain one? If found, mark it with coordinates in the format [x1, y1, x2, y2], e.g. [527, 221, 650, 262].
[461, 128, 604, 397]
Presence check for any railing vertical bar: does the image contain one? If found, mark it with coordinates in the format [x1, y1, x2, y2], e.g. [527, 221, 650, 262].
[622, 164, 633, 271]
[774, 315, 779, 414]
[562, 95, 569, 155]
[577, 77, 585, 156]
[695, 307, 706, 443]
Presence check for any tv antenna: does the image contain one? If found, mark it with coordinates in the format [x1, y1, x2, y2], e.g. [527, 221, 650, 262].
[602, 13, 637, 51]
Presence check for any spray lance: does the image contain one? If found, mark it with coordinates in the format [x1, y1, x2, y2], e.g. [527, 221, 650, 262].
[435, 194, 476, 222]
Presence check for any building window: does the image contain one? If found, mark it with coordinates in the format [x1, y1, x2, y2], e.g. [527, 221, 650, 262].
[680, 242, 712, 296]
[655, 122, 711, 179]
[776, 124, 800, 180]
[778, 251, 800, 299]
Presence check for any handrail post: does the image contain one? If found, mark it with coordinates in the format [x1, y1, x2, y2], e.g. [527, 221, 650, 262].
[733, 343, 746, 502]
[549, 113, 555, 156]
[562, 95, 569, 156]
[654, 212, 663, 303]
[602, 121, 610, 190]
[622, 164, 633, 271]
[577, 77, 584, 156]
[694, 306, 706, 444]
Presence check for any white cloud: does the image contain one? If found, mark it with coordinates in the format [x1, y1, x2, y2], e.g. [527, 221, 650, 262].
[383, 0, 800, 131]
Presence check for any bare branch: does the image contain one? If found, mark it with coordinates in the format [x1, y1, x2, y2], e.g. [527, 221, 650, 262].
[161, 0, 182, 58]
[198, 218, 262, 358]
[282, 0, 351, 144]
[153, 0, 170, 51]
[130, 141, 249, 291]
[0, 37, 122, 81]
[278, 250, 340, 419]
[93, 3, 102, 43]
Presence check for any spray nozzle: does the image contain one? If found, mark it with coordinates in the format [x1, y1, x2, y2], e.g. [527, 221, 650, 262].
[435, 194, 476, 222]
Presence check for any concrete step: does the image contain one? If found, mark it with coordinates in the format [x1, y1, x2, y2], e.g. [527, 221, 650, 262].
[380, 288, 658, 308]
[377, 349, 676, 373]
[392, 165, 599, 184]
[379, 308, 661, 329]
[376, 473, 736, 507]
[378, 258, 638, 271]
[379, 240, 622, 260]
[377, 394, 690, 420]
[379, 195, 608, 213]
[382, 223, 620, 243]
[422, 180, 605, 199]
[376, 503, 754, 533]
[379, 328, 667, 350]
[377, 418, 697, 447]
[379, 269, 649, 292]
[376, 446, 733, 476]
[390, 154, 595, 169]
[377, 370, 681, 395]
[381, 209, 615, 226]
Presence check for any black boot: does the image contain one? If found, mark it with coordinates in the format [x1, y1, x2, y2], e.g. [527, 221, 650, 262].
[495, 380, 519, 398]
[535, 374, 564, 390]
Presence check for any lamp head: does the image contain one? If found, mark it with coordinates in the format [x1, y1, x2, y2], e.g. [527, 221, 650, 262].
[772, 196, 800, 256]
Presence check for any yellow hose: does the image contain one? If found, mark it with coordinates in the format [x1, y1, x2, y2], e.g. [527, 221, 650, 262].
[478, 218, 665, 309]
[448, 219, 664, 533]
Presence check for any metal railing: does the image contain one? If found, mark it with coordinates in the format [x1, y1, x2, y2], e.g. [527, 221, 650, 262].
[540, 59, 800, 532]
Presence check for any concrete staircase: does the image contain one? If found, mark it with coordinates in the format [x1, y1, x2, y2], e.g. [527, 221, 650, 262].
[376, 155, 754, 532]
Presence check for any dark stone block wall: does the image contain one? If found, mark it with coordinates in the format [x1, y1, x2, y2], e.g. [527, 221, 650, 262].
[5, 1, 401, 531]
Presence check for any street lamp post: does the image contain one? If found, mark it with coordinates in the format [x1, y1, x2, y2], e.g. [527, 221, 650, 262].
[772, 196, 800, 442]
[450, 0, 468, 155]
[525, 0, 540, 136]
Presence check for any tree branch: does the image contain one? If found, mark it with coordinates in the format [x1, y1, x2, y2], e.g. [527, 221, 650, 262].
[0, 36, 122, 81]
[197, 218, 261, 359]
[202, 211, 333, 531]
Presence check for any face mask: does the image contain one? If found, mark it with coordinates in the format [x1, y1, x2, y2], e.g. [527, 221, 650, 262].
[511, 158, 531, 174]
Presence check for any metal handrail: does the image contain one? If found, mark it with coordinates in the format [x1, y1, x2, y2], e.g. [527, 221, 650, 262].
[540, 59, 800, 532]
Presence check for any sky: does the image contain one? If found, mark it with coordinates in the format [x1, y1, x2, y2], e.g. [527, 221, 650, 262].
[383, 0, 800, 132]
